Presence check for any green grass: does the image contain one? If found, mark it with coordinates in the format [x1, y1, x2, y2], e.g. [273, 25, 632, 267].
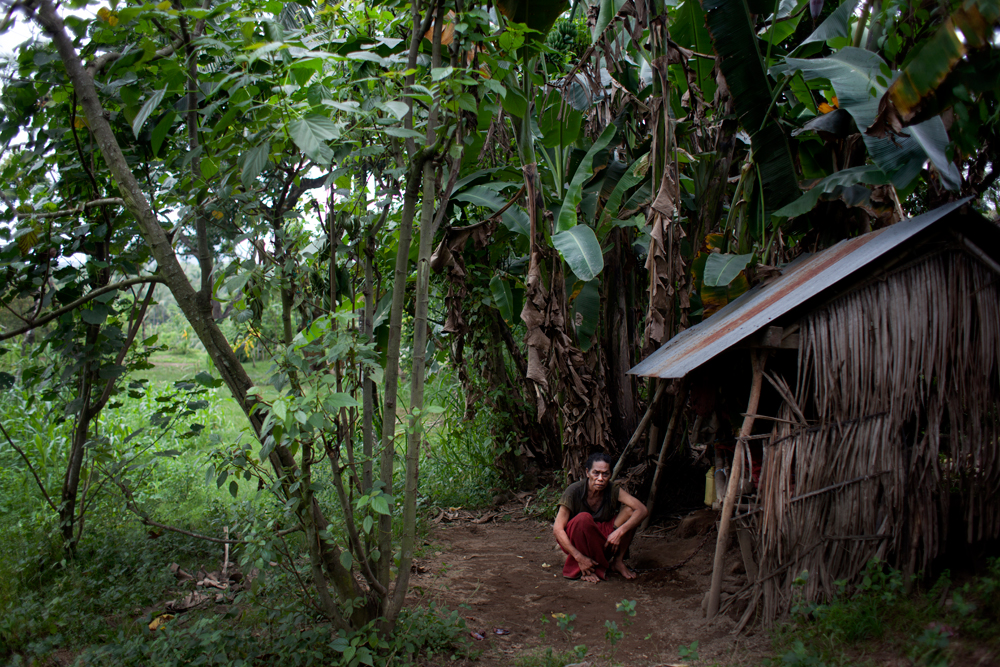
[0, 352, 517, 665]
[135, 350, 269, 386]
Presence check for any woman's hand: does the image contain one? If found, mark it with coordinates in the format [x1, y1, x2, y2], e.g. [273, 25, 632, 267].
[604, 528, 623, 551]
[575, 553, 597, 575]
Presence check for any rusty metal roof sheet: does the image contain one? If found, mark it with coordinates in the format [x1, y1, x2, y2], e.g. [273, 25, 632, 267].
[629, 200, 976, 379]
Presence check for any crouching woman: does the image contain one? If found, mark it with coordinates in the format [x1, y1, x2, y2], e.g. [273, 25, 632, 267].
[553, 453, 648, 583]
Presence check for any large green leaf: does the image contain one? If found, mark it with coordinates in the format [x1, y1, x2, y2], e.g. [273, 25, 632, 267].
[673, 0, 716, 98]
[241, 141, 271, 190]
[287, 114, 340, 157]
[500, 86, 528, 119]
[776, 48, 961, 190]
[495, 0, 569, 40]
[132, 86, 166, 137]
[598, 153, 648, 233]
[889, 0, 1000, 121]
[772, 164, 890, 218]
[452, 186, 530, 236]
[537, 97, 582, 148]
[556, 124, 617, 233]
[788, 72, 818, 114]
[800, 0, 859, 46]
[702, 0, 801, 212]
[703, 253, 752, 287]
[760, 0, 807, 45]
[489, 276, 515, 324]
[150, 110, 176, 157]
[592, 0, 627, 43]
[552, 225, 604, 282]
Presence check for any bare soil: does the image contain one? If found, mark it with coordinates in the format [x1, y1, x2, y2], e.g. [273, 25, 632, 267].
[407, 512, 771, 666]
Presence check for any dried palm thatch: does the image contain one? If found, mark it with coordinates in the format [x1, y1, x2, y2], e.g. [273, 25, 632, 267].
[748, 249, 1000, 624]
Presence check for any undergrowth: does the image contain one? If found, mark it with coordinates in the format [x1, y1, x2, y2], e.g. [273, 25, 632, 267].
[69, 601, 472, 667]
[1, 361, 503, 666]
[772, 557, 1000, 667]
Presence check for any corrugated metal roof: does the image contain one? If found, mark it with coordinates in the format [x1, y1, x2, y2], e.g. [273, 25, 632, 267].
[629, 200, 974, 379]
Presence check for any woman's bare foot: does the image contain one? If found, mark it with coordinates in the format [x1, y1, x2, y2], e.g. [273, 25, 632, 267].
[581, 572, 601, 583]
[612, 559, 637, 579]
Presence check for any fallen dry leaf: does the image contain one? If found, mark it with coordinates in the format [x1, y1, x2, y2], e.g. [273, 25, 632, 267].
[148, 614, 174, 631]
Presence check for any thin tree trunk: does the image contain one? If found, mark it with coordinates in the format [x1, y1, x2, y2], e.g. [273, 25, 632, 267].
[31, 0, 364, 625]
[373, 0, 433, 600]
[60, 390, 93, 556]
[387, 0, 446, 626]
[363, 205, 389, 495]
[32, 0, 263, 435]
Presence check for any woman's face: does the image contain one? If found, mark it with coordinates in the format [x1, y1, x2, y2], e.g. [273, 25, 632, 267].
[586, 460, 611, 493]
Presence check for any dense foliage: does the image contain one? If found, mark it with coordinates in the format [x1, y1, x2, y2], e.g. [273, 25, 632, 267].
[0, 0, 997, 661]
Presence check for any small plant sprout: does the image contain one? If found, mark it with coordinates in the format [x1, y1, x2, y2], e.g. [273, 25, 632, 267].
[616, 598, 637, 617]
[552, 612, 576, 640]
[678, 640, 700, 661]
[604, 619, 624, 647]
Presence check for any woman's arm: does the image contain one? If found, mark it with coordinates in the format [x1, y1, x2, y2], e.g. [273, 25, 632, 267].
[605, 487, 648, 548]
[553, 505, 596, 575]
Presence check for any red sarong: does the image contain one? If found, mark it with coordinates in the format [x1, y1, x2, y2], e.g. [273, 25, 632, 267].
[561, 512, 616, 580]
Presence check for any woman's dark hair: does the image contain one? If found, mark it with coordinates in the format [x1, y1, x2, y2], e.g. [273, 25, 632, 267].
[585, 452, 614, 471]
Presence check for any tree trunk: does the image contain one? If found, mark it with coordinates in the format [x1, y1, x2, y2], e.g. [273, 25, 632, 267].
[603, 227, 639, 451]
[60, 390, 93, 557]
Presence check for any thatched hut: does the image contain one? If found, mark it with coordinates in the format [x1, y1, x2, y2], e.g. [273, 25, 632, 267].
[629, 201, 1000, 627]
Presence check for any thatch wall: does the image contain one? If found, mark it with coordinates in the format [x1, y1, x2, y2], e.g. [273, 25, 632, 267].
[747, 250, 1000, 624]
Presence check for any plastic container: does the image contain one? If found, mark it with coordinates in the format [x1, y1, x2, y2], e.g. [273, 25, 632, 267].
[704, 466, 715, 506]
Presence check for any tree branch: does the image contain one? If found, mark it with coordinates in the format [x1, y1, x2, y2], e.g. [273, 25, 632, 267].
[106, 471, 246, 544]
[70, 94, 102, 196]
[15, 198, 126, 219]
[0, 275, 164, 341]
[0, 420, 58, 512]
[93, 281, 157, 412]
[86, 38, 185, 76]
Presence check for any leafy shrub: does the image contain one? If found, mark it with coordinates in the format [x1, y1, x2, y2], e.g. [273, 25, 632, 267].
[75, 601, 472, 667]
[420, 373, 510, 508]
[774, 557, 1000, 666]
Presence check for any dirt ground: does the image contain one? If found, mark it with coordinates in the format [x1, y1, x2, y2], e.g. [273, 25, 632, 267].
[407, 510, 771, 667]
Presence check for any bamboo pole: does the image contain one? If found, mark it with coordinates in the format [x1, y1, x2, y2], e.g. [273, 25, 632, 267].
[610, 379, 666, 483]
[707, 351, 768, 620]
[641, 379, 688, 531]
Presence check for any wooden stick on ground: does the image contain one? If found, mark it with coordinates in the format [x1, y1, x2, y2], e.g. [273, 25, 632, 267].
[707, 350, 768, 620]
[641, 379, 689, 531]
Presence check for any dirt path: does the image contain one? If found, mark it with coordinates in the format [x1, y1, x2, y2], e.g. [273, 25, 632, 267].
[407, 513, 770, 666]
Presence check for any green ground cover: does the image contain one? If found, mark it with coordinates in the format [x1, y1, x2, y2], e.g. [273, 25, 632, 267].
[0, 348, 504, 666]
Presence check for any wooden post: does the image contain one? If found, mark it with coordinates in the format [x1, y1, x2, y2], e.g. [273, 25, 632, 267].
[640, 379, 688, 531]
[706, 351, 768, 620]
[610, 379, 666, 483]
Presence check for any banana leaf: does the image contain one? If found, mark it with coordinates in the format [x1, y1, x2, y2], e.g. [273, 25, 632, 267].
[592, 0, 627, 44]
[800, 0, 859, 46]
[772, 164, 890, 219]
[496, 0, 569, 40]
[889, 0, 1000, 121]
[775, 47, 961, 190]
[702, 0, 801, 213]
[704, 252, 753, 287]
[673, 0, 716, 98]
